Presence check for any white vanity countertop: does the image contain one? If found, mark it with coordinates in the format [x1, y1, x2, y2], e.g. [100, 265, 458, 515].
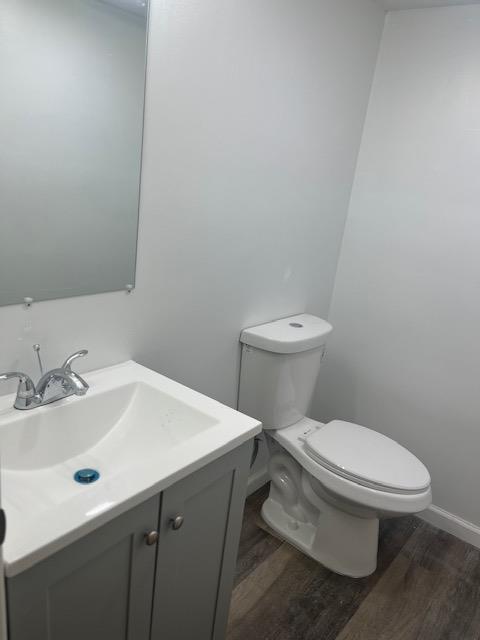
[0, 361, 261, 577]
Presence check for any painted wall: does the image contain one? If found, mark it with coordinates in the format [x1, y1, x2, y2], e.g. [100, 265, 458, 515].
[316, 5, 480, 531]
[0, 0, 384, 412]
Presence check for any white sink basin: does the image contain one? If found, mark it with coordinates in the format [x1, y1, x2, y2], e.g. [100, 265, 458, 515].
[0, 381, 219, 472]
[0, 361, 261, 576]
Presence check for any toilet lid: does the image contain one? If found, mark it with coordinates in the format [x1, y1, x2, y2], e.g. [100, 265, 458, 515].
[304, 421, 430, 493]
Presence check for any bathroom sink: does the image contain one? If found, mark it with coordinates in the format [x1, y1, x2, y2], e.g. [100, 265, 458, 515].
[0, 361, 261, 576]
[0, 380, 219, 472]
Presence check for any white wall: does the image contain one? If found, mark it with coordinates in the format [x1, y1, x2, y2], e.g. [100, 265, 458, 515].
[0, 0, 384, 411]
[316, 5, 480, 530]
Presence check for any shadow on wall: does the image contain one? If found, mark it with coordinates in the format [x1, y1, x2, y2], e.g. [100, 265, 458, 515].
[311, 353, 357, 424]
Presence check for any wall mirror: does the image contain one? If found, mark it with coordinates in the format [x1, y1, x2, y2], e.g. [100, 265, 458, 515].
[0, 0, 149, 307]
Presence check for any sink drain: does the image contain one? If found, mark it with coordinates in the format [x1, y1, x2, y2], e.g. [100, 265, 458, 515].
[74, 468, 100, 484]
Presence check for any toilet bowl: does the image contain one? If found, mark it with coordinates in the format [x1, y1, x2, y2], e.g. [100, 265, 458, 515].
[238, 314, 431, 577]
[263, 417, 430, 576]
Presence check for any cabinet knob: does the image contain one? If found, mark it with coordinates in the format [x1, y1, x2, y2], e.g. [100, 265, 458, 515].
[145, 530, 159, 546]
[171, 515, 184, 530]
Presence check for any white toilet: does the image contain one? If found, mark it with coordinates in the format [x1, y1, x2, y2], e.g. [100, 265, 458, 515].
[238, 314, 432, 578]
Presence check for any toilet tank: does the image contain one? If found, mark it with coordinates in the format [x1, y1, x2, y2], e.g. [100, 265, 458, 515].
[238, 314, 333, 430]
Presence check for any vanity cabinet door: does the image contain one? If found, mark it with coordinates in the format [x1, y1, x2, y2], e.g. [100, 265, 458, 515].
[151, 442, 252, 640]
[7, 495, 160, 640]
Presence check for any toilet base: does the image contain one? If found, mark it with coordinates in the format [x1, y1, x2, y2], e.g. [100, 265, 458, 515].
[262, 491, 379, 578]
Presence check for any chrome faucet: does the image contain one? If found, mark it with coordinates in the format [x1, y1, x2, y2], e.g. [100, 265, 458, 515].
[0, 349, 89, 410]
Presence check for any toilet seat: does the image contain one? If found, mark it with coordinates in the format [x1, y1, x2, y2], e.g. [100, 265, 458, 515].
[304, 420, 431, 495]
[271, 418, 432, 515]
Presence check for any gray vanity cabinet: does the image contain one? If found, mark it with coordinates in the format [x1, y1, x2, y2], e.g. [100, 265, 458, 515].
[152, 443, 250, 640]
[7, 495, 160, 640]
[6, 442, 251, 640]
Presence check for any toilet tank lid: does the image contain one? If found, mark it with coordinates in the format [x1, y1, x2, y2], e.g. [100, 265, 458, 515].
[240, 314, 333, 354]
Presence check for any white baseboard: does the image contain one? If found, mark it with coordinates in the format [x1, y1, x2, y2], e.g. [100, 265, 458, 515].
[419, 505, 480, 549]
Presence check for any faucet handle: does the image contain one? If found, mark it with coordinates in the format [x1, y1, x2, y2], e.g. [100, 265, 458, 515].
[0, 371, 35, 398]
[0, 371, 37, 409]
[62, 350, 88, 372]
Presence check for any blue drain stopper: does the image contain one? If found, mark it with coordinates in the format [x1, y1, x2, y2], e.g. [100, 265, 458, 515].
[74, 468, 100, 484]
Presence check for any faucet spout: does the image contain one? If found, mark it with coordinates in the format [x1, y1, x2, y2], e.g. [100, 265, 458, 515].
[36, 369, 89, 399]
[65, 371, 89, 396]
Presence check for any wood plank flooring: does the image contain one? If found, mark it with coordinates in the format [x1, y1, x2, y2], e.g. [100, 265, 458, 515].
[227, 486, 480, 640]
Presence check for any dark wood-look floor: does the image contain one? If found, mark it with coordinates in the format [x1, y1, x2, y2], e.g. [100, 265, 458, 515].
[227, 486, 480, 640]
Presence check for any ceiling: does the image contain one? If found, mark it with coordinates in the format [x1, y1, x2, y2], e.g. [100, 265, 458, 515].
[379, 0, 480, 9]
